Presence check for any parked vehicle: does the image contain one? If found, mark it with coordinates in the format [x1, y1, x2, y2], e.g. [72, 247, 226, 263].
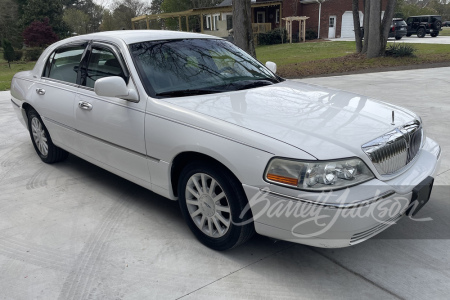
[10, 31, 441, 250]
[360, 18, 407, 40]
[390, 18, 408, 40]
[442, 21, 450, 27]
[406, 15, 442, 37]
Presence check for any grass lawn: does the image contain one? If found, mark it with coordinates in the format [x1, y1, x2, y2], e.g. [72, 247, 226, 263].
[0, 61, 36, 91]
[256, 41, 450, 78]
[0, 50, 36, 91]
[440, 27, 450, 36]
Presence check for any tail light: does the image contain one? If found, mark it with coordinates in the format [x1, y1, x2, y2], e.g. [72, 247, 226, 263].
[391, 26, 395, 32]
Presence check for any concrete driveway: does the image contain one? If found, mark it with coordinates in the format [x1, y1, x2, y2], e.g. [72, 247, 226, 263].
[1, 67, 450, 299]
[334, 35, 450, 44]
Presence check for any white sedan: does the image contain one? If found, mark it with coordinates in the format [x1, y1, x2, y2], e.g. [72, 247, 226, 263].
[10, 30, 441, 250]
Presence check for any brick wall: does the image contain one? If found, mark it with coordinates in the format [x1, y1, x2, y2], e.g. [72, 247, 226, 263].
[290, 0, 389, 39]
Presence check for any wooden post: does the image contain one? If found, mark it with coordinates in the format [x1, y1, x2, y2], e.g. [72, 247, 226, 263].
[146, 15, 149, 30]
[186, 16, 189, 32]
[290, 21, 292, 43]
[179, 16, 182, 31]
[200, 14, 204, 33]
[302, 20, 306, 42]
[132, 20, 135, 30]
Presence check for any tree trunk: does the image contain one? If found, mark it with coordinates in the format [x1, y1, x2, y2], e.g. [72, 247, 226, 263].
[362, 0, 370, 54]
[366, 0, 381, 58]
[352, 0, 362, 53]
[380, 0, 397, 55]
[232, 0, 256, 57]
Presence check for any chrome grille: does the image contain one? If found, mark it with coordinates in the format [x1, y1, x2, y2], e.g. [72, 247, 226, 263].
[362, 120, 423, 175]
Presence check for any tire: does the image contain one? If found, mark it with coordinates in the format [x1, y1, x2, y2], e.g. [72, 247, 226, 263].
[27, 109, 69, 164]
[417, 28, 426, 38]
[433, 20, 442, 31]
[406, 33, 412, 37]
[431, 33, 437, 37]
[178, 161, 255, 250]
[395, 36, 402, 40]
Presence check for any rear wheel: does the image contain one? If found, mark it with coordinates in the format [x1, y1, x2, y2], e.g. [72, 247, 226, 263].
[178, 161, 255, 250]
[406, 33, 412, 37]
[395, 36, 402, 40]
[27, 109, 68, 164]
[431, 32, 439, 37]
[417, 28, 426, 38]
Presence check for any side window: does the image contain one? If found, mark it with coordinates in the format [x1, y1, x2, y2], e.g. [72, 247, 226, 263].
[85, 47, 126, 89]
[43, 45, 85, 84]
[421, 17, 428, 23]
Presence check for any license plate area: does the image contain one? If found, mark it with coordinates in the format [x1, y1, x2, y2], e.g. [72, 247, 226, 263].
[407, 176, 434, 216]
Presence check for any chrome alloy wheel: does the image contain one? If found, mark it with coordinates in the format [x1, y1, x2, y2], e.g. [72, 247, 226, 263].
[185, 173, 231, 238]
[31, 117, 48, 156]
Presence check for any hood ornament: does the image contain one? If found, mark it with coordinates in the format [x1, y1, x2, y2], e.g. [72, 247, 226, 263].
[391, 110, 395, 125]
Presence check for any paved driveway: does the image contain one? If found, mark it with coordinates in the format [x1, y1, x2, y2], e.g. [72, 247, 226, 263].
[1, 67, 450, 299]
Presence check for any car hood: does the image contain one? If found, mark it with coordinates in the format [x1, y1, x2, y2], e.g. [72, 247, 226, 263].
[163, 80, 417, 160]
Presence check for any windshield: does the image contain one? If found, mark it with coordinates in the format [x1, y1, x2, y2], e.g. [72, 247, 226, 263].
[130, 39, 280, 98]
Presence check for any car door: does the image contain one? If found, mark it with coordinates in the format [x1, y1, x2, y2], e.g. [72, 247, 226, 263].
[74, 42, 150, 183]
[35, 43, 87, 150]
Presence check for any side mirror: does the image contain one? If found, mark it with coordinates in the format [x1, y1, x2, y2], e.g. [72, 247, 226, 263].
[265, 61, 277, 74]
[94, 76, 139, 102]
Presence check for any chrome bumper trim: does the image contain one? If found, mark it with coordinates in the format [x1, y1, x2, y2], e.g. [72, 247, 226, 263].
[10, 99, 20, 108]
[260, 189, 395, 209]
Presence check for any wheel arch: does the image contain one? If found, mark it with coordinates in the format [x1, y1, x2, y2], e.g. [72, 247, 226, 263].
[170, 151, 243, 198]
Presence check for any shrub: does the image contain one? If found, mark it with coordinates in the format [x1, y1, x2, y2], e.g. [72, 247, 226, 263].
[2, 39, 15, 67]
[385, 43, 416, 57]
[14, 50, 23, 61]
[257, 28, 287, 45]
[305, 29, 318, 40]
[23, 17, 58, 48]
[24, 48, 43, 61]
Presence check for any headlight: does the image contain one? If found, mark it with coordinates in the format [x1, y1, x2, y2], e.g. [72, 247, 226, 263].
[264, 157, 374, 191]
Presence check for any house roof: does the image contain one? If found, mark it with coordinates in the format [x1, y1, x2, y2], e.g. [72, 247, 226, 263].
[218, 0, 232, 7]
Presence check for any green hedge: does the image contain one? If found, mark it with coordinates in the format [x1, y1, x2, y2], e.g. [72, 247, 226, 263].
[257, 28, 287, 45]
[24, 48, 43, 61]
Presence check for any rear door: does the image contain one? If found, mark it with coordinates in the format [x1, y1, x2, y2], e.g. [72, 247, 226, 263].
[36, 43, 87, 150]
[74, 42, 150, 183]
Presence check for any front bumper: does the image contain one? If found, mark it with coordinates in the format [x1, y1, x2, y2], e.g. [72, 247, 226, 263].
[243, 137, 441, 248]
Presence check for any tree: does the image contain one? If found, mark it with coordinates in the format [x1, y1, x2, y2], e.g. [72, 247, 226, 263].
[0, 0, 22, 48]
[232, 0, 256, 57]
[352, 0, 362, 53]
[23, 18, 59, 48]
[2, 39, 15, 68]
[63, 8, 91, 35]
[22, 0, 71, 39]
[353, 0, 397, 58]
[111, 0, 151, 29]
[100, 9, 116, 31]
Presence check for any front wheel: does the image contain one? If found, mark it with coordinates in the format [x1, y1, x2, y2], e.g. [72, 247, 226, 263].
[27, 109, 69, 163]
[417, 28, 426, 38]
[178, 161, 255, 250]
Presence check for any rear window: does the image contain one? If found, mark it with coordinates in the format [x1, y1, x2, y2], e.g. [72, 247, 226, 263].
[394, 20, 407, 26]
[431, 16, 441, 22]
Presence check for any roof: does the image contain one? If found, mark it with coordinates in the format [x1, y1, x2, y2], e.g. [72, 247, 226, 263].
[67, 30, 221, 45]
[218, 0, 232, 6]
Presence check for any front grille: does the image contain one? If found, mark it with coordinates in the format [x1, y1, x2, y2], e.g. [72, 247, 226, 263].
[362, 120, 423, 175]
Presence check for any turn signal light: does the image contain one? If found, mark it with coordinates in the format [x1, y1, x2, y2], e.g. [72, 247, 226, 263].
[266, 174, 298, 186]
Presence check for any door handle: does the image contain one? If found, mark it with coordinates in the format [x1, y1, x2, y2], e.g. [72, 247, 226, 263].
[36, 88, 45, 95]
[78, 101, 93, 111]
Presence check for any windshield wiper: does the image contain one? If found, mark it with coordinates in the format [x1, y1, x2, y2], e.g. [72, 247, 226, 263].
[155, 89, 222, 97]
[229, 79, 275, 91]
